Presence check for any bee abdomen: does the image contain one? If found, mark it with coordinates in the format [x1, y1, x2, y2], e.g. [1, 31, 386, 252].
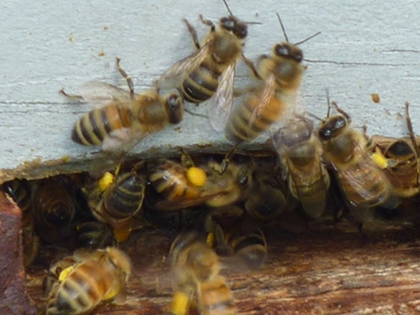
[182, 65, 220, 103]
[48, 262, 110, 314]
[231, 231, 267, 270]
[226, 96, 284, 142]
[104, 174, 145, 219]
[199, 277, 237, 315]
[72, 105, 133, 146]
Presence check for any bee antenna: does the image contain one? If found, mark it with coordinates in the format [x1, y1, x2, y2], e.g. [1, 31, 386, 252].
[244, 21, 262, 25]
[276, 12, 289, 42]
[294, 31, 321, 46]
[222, 0, 234, 16]
[306, 112, 323, 122]
[326, 88, 331, 118]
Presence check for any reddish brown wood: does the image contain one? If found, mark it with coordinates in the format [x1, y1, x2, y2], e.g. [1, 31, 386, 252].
[0, 192, 37, 315]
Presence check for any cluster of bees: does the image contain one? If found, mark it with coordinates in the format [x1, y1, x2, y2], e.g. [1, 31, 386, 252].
[2, 0, 419, 314]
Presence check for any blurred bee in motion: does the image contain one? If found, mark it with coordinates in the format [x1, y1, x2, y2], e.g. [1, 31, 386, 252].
[317, 101, 399, 223]
[204, 207, 267, 270]
[371, 102, 419, 198]
[76, 221, 114, 249]
[86, 162, 147, 242]
[243, 166, 287, 221]
[2, 179, 40, 267]
[225, 13, 320, 143]
[169, 232, 237, 315]
[63, 58, 184, 151]
[157, 0, 250, 132]
[148, 152, 252, 211]
[45, 247, 131, 315]
[31, 176, 82, 245]
[273, 115, 330, 218]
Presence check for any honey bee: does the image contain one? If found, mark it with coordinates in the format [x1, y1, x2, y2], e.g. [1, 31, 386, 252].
[45, 247, 131, 315]
[273, 115, 330, 218]
[317, 101, 399, 223]
[169, 232, 237, 315]
[76, 221, 114, 249]
[63, 58, 184, 151]
[86, 162, 147, 242]
[31, 176, 80, 244]
[225, 14, 320, 143]
[371, 102, 419, 198]
[209, 221, 267, 270]
[243, 167, 287, 221]
[148, 154, 252, 211]
[157, 0, 250, 132]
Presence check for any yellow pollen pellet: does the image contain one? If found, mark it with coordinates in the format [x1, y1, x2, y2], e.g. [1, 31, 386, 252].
[98, 172, 115, 192]
[371, 151, 388, 169]
[170, 291, 191, 315]
[187, 167, 207, 187]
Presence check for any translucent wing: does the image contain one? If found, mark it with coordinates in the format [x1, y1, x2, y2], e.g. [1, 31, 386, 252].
[157, 41, 213, 90]
[79, 82, 132, 107]
[247, 73, 276, 129]
[208, 62, 235, 132]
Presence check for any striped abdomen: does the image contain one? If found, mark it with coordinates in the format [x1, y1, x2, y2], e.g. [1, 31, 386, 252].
[335, 158, 392, 209]
[103, 173, 146, 219]
[226, 93, 285, 143]
[181, 62, 221, 104]
[72, 104, 133, 146]
[198, 276, 237, 315]
[288, 160, 330, 219]
[383, 140, 419, 197]
[148, 160, 202, 200]
[46, 261, 114, 315]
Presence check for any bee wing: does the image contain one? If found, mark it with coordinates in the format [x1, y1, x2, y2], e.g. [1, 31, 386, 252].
[157, 41, 213, 90]
[208, 62, 235, 132]
[247, 74, 276, 130]
[79, 81, 133, 106]
[333, 142, 392, 207]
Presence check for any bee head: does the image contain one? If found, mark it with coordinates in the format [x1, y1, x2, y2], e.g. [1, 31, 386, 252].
[220, 16, 248, 39]
[276, 119, 312, 147]
[318, 115, 347, 141]
[166, 93, 184, 124]
[274, 42, 303, 63]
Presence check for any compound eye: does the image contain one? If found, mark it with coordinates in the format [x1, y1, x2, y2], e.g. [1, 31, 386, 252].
[220, 17, 235, 30]
[294, 50, 303, 62]
[234, 25, 248, 38]
[274, 44, 289, 57]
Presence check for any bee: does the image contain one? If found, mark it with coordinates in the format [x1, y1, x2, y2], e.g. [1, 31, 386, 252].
[76, 221, 114, 249]
[371, 102, 419, 198]
[273, 115, 330, 218]
[31, 176, 80, 244]
[209, 221, 267, 270]
[225, 14, 319, 143]
[86, 162, 147, 242]
[169, 232, 237, 315]
[243, 167, 287, 221]
[317, 101, 399, 223]
[157, 0, 250, 132]
[148, 153, 252, 211]
[45, 247, 131, 315]
[63, 58, 184, 150]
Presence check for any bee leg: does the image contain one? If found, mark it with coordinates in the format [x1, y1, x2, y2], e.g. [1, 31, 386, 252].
[331, 101, 352, 123]
[59, 88, 83, 101]
[183, 18, 201, 50]
[242, 54, 262, 80]
[219, 145, 238, 174]
[179, 148, 196, 169]
[115, 57, 135, 98]
[405, 101, 420, 158]
[199, 14, 216, 31]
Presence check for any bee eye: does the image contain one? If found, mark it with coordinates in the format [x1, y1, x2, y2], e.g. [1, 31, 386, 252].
[275, 44, 289, 57]
[220, 17, 234, 30]
[234, 24, 248, 39]
[166, 94, 184, 124]
[294, 50, 303, 63]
